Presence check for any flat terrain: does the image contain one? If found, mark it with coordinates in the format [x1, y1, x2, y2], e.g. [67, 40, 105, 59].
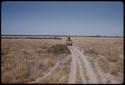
[1, 36, 123, 84]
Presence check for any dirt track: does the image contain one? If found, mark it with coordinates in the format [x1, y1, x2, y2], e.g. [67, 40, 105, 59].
[68, 46, 99, 84]
[29, 46, 122, 84]
[68, 46, 122, 84]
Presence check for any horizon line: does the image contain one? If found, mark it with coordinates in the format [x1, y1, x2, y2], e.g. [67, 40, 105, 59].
[1, 34, 123, 37]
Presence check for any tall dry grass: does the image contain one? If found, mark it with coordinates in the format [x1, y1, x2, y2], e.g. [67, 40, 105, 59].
[1, 39, 69, 83]
[71, 37, 123, 82]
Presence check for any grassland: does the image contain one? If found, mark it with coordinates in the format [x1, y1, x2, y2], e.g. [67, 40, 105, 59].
[1, 38, 70, 83]
[1, 36, 123, 83]
[71, 37, 123, 83]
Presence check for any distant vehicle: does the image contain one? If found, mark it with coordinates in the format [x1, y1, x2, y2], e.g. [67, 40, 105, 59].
[66, 37, 72, 46]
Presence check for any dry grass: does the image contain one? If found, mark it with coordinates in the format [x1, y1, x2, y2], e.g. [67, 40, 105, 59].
[41, 57, 70, 84]
[47, 44, 71, 55]
[1, 37, 123, 83]
[97, 57, 110, 72]
[1, 39, 69, 83]
[71, 37, 123, 82]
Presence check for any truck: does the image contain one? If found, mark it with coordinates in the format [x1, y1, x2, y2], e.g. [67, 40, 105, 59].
[66, 37, 72, 46]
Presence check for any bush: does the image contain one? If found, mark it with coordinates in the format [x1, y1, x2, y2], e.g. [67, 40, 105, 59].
[47, 44, 71, 55]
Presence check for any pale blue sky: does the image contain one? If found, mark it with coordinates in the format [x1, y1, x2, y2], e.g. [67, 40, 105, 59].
[1, 1, 123, 36]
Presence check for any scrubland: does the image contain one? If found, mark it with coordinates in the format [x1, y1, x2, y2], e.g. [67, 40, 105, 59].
[1, 37, 123, 83]
[71, 37, 123, 83]
[1, 38, 70, 83]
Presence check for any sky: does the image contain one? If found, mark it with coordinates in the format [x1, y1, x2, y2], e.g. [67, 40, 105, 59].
[1, 1, 123, 36]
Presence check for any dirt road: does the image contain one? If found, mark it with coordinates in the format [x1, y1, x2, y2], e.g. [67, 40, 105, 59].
[68, 46, 122, 84]
[68, 46, 99, 84]
[68, 46, 77, 83]
[29, 46, 122, 84]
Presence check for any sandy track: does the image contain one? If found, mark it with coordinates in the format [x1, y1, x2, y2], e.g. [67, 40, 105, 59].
[68, 46, 77, 83]
[76, 54, 87, 83]
[28, 45, 100, 84]
[29, 46, 121, 84]
[68, 46, 99, 84]
[68, 46, 122, 84]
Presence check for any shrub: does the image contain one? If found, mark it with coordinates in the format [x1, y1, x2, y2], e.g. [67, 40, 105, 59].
[47, 44, 71, 55]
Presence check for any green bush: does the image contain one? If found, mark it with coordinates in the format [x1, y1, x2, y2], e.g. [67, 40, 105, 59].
[47, 44, 71, 55]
